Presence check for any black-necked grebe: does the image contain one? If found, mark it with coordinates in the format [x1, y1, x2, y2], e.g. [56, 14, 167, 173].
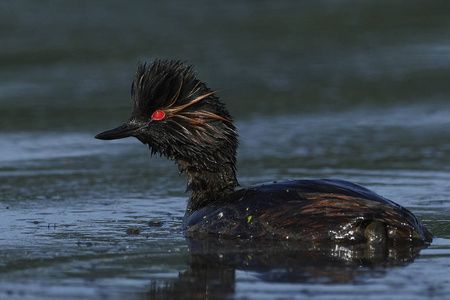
[95, 59, 432, 244]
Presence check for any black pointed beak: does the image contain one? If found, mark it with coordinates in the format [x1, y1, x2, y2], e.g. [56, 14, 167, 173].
[95, 122, 141, 140]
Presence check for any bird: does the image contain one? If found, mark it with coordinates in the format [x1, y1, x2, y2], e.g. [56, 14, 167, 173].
[95, 59, 432, 245]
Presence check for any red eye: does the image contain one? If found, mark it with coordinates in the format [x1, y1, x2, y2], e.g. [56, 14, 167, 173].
[151, 110, 165, 120]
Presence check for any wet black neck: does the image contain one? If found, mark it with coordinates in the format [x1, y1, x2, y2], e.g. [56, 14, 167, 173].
[178, 160, 238, 214]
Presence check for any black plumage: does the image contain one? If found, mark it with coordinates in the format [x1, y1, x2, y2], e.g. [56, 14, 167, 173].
[95, 59, 432, 245]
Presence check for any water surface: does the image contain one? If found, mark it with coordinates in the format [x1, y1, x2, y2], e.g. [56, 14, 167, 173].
[1, 1, 450, 299]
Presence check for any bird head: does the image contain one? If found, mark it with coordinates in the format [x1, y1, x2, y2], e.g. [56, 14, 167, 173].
[95, 59, 238, 175]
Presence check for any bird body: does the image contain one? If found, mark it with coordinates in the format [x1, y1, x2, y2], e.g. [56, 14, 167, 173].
[96, 59, 432, 245]
[185, 179, 431, 243]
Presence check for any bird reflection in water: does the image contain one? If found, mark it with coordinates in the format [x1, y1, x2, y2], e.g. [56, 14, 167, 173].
[146, 237, 427, 299]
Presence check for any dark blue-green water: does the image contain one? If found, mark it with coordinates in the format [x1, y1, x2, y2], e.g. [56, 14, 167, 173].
[1, 1, 449, 299]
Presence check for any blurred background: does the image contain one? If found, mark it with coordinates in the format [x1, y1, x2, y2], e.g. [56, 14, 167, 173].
[1, 1, 449, 299]
[1, 0, 450, 130]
